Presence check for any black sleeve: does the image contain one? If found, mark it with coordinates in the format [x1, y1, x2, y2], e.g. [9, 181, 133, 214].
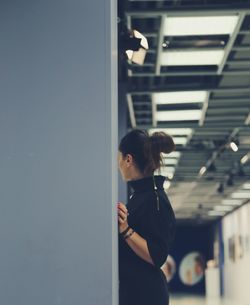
[144, 194, 176, 268]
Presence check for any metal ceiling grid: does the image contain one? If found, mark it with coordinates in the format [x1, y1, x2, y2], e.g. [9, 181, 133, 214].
[123, 0, 250, 223]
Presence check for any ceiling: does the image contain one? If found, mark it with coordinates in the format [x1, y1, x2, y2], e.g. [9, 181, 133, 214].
[119, 0, 250, 223]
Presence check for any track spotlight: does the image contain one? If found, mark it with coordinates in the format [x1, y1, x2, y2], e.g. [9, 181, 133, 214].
[238, 165, 245, 177]
[230, 141, 238, 152]
[198, 204, 203, 210]
[241, 153, 249, 164]
[226, 174, 234, 186]
[125, 30, 148, 65]
[119, 24, 149, 66]
[199, 166, 207, 176]
[207, 162, 216, 172]
[217, 183, 224, 194]
[118, 19, 149, 65]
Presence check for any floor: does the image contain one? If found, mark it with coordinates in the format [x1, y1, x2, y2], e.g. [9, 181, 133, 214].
[169, 294, 242, 305]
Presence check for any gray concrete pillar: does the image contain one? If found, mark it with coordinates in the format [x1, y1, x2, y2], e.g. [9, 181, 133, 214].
[0, 1, 118, 304]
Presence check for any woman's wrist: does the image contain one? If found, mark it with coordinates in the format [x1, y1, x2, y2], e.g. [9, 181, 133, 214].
[119, 225, 135, 240]
[119, 226, 130, 236]
[123, 228, 135, 240]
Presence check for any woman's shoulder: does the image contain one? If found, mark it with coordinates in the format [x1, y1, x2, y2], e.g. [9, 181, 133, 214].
[128, 189, 175, 217]
[144, 189, 173, 209]
[136, 190, 174, 218]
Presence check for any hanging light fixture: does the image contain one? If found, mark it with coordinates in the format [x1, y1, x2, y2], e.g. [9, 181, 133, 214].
[124, 30, 149, 65]
[119, 21, 149, 66]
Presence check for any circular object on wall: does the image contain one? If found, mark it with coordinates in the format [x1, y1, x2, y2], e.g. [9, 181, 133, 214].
[179, 252, 205, 286]
[161, 255, 176, 282]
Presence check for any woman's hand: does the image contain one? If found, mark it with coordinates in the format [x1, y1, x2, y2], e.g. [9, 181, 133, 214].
[117, 202, 154, 265]
[117, 202, 129, 233]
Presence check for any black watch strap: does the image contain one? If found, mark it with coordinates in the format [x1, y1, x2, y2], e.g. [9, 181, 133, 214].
[120, 226, 130, 236]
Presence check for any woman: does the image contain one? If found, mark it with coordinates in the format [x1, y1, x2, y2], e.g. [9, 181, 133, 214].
[117, 129, 176, 305]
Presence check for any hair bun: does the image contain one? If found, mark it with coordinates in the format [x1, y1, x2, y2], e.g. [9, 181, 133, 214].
[150, 132, 176, 154]
[119, 129, 176, 176]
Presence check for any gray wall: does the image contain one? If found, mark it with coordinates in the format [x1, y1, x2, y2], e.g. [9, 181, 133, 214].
[0, 1, 118, 305]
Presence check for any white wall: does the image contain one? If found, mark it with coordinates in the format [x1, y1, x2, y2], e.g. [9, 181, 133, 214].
[222, 202, 250, 303]
[0, 1, 118, 304]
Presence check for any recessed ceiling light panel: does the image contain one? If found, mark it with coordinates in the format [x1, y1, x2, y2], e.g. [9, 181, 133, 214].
[156, 110, 202, 121]
[153, 91, 208, 104]
[164, 16, 239, 36]
[161, 50, 225, 66]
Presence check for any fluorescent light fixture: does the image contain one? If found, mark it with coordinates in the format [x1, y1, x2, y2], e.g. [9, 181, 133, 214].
[159, 166, 175, 180]
[208, 211, 225, 216]
[241, 154, 249, 164]
[199, 166, 207, 176]
[162, 166, 175, 173]
[165, 151, 181, 158]
[230, 142, 238, 152]
[231, 192, 250, 199]
[149, 128, 193, 136]
[153, 91, 208, 105]
[172, 137, 188, 145]
[164, 16, 239, 36]
[242, 183, 250, 189]
[164, 181, 171, 190]
[161, 50, 225, 66]
[163, 158, 178, 165]
[156, 110, 202, 121]
[156, 165, 175, 174]
[222, 199, 243, 206]
[126, 30, 149, 65]
[214, 205, 234, 212]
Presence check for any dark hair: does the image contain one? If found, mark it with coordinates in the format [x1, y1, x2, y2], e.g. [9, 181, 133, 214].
[119, 129, 175, 176]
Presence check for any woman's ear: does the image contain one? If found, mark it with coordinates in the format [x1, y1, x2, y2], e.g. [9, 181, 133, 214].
[125, 154, 133, 166]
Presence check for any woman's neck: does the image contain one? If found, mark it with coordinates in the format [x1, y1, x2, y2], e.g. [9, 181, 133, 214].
[128, 169, 153, 182]
[129, 173, 144, 181]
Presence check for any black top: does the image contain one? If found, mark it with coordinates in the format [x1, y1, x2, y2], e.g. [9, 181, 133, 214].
[119, 175, 176, 305]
